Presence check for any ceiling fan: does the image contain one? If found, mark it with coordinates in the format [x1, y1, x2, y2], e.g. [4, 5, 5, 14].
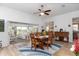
[33, 5, 51, 16]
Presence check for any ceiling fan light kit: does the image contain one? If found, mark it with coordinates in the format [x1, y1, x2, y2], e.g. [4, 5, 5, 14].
[40, 12, 44, 16]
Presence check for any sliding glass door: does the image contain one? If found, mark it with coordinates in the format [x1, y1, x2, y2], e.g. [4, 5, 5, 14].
[8, 22, 38, 38]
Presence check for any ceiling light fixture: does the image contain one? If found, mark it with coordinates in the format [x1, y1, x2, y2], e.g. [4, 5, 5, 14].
[40, 12, 44, 15]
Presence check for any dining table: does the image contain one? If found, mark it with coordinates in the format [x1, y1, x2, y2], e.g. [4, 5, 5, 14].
[35, 35, 48, 39]
[34, 35, 49, 49]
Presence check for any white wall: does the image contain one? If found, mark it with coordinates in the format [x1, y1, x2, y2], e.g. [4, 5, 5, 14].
[0, 20, 9, 47]
[0, 6, 43, 47]
[45, 10, 79, 42]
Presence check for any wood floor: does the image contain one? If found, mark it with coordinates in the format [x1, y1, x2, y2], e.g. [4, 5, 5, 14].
[0, 40, 75, 56]
[53, 41, 75, 56]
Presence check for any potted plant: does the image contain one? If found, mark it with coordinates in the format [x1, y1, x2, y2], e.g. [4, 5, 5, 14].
[74, 39, 79, 56]
[70, 39, 79, 56]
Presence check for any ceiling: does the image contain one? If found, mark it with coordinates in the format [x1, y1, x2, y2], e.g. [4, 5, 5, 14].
[0, 3, 79, 17]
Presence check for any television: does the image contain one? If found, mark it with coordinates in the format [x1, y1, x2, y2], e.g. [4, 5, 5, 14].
[0, 20, 4, 32]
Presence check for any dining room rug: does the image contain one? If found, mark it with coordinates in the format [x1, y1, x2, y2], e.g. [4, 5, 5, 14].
[16, 43, 62, 56]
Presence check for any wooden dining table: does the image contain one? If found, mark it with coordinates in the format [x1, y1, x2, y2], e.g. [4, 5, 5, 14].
[34, 35, 49, 49]
[35, 35, 48, 39]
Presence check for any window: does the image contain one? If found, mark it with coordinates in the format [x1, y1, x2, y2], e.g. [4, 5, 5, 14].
[0, 20, 4, 32]
[16, 27, 28, 36]
[8, 22, 39, 37]
[28, 26, 38, 33]
[73, 24, 78, 31]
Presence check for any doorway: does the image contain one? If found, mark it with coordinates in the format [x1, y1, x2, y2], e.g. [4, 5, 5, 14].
[72, 17, 79, 41]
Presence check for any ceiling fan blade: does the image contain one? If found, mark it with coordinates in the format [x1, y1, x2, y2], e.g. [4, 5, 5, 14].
[38, 9, 41, 11]
[44, 12, 49, 15]
[44, 10, 51, 12]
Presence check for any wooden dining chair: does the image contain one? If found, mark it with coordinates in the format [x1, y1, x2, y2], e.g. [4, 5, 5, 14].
[35, 32, 44, 49]
[46, 31, 53, 49]
[36, 32, 40, 38]
[30, 33, 38, 50]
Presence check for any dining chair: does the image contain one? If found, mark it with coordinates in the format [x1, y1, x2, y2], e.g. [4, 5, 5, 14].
[30, 33, 40, 50]
[30, 33, 37, 49]
[36, 32, 40, 38]
[35, 32, 44, 49]
[46, 31, 53, 49]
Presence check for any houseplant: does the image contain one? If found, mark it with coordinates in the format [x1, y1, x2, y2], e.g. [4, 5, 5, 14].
[70, 39, 79, 56]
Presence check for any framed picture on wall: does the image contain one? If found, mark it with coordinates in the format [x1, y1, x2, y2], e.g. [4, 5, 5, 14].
[0, 19, 4, 32]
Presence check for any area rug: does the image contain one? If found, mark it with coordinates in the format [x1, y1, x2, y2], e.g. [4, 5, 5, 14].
[16, 43, 62, 56]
